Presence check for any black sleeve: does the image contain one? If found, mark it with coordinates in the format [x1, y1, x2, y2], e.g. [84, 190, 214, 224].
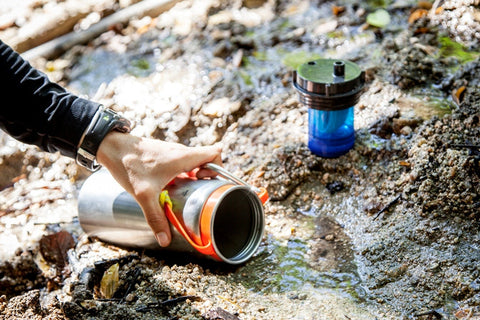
[0, 40, 100, 159]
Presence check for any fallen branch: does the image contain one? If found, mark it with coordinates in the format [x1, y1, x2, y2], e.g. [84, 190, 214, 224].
[22, 0, 182, 61]
[414, 309, 443, 319]
[136, 295, 200, 312]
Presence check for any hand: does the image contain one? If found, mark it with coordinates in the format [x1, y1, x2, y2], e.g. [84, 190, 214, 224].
[96, 131, 223, 247]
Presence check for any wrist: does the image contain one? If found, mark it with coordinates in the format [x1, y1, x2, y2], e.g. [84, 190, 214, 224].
[76, 107, 131, 171]
[97, 131, 135, 167]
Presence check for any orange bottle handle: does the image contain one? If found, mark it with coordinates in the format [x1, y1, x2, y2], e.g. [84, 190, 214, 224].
[160, 192, 220, 260]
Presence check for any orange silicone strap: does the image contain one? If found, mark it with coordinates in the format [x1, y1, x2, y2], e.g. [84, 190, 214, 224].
[257, 187, 269, 204]
[160, 192, 220, 260]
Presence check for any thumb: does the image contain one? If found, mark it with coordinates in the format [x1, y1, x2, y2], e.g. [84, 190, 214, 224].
[185, 145, 222, 168]
[139, 196, 172, 247]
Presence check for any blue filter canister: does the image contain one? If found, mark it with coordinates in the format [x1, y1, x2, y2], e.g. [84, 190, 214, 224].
[293, 59, 365, 157]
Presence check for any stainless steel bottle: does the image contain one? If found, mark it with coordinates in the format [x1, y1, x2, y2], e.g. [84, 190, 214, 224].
[77, 164, 268, 264]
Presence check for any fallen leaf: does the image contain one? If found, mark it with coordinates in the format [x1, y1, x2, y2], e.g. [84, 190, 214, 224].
[408, 9, 428, 24]
[399, 161, 411, 167]
[454, 308, 471, 318]
[452, 86, 466, 106]
[331, 6, 345, 16]
[100, 263, 120, 299]
[366, 9, 391, 28]
[414, 27, 430, 35]
[39, 230, 75, 269]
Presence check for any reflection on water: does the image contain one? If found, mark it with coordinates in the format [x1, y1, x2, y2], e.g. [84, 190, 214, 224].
[233, 213, 366, 302]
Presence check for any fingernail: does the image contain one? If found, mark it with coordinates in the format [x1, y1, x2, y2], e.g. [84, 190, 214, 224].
[155, 232, 169, 247]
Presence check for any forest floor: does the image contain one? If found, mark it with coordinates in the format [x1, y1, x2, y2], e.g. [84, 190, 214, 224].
[0, 0, 480, 319]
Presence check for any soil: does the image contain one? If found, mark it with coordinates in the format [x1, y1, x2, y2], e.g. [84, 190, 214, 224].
[1, 0, 480, 319]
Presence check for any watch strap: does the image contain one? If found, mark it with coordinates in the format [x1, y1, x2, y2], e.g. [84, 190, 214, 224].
[76, 107, 131, 171]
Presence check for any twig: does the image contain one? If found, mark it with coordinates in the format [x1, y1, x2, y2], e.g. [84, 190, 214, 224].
[449, 144, 480, 149]
[96, 298, 121, 302]
[414, 310, 442, 319]
[136, 295, 200, 312]
[429, 0, 442, 19]
[22, 0, 182, 60]
[120, 267, 142, 303]
[373, 195, 401, 220]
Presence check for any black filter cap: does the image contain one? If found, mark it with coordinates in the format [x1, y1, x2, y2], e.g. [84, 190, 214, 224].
[293, 59, 365, 111]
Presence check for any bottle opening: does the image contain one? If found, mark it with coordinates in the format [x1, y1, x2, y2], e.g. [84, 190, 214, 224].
[211, 187, 264, 263]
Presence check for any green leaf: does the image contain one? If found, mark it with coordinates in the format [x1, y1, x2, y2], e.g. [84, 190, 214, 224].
[438, 36, 479, 64]
[366, 9, 391, 28]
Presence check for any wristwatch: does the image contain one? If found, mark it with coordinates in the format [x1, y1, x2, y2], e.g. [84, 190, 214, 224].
[76, 106, 131, 171]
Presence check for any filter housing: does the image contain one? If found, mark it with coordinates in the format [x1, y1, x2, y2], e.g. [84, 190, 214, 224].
[293, 59, 365, 157]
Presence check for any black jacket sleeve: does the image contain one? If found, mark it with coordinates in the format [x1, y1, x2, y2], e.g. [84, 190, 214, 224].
[0, 40, 100, 159]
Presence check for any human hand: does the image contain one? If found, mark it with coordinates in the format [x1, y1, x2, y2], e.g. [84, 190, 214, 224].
[96, 131, 223, 247]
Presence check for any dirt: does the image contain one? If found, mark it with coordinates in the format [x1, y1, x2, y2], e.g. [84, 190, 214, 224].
[1, 0, 480, 319]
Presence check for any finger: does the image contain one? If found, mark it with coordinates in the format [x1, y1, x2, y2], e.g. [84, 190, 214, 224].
[184, 145, 222, 170]
[196, 167, 217, 179]
[139, 196, 171, 247]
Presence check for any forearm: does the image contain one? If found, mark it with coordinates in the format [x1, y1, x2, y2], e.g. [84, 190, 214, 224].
[0, 40, 99, 158]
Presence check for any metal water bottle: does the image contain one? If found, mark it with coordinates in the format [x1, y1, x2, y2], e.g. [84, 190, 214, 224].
[293, 59, 365, 157]
[77, 164, 268, 264]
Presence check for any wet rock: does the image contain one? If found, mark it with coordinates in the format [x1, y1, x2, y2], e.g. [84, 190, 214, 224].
[325, 181, 344, 194]
[2, 0, 480, 319]
[0, 250, 46, 299]
[260, 144, 320, 200]
[0, 289, 64, 319]
[205, 307, 240, 320]
[382, 28, 446, 89]
[392, 117, 421, 135]
[364, 201, 383, 215]
[369, 116, 394, 139]
[311, 217, 355, 273]
[231, 35, 256, 50]
[429, 1, 480, 49]
[213, 40, 233, 58]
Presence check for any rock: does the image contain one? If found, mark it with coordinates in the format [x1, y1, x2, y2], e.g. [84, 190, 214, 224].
[204, 307, 240, 320]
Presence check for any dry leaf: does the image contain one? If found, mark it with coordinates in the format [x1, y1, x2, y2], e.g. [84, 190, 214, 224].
[408, 9, 428, 24]
[452, 86, 466, 105]
[399, 161, 411, 167]
[414, 27, 430, 35]
[39, 230, 75, 269]
[100, 263, 120, 299]
[331, 6, 345, 16]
